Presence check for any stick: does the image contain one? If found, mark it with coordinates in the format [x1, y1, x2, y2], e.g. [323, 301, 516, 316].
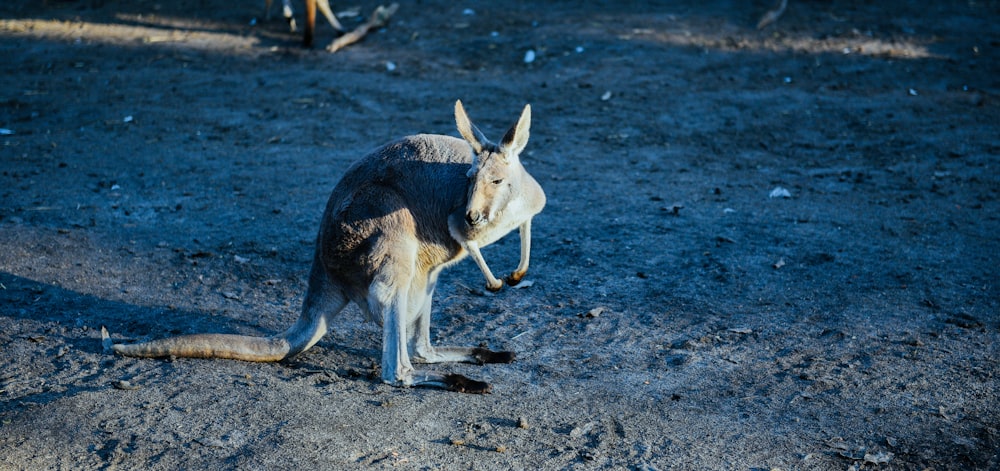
[757, 0, 788, 30]
[326, 3, 399, 53]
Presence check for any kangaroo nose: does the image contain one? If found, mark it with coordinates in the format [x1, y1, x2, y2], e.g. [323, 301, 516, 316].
[466, 211, 484, 226]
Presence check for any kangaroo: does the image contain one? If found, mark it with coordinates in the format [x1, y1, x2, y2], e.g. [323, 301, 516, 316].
[263, 0, 344, 46]
[301, 0, 344, 47]
[105, 101, 546, 393]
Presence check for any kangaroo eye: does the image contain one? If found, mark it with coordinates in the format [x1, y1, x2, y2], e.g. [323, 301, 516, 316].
[492, 179, 504, 185]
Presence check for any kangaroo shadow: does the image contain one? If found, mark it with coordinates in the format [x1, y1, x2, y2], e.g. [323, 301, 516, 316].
[0, 271, 291, 410]
[0, 271, 281, 352]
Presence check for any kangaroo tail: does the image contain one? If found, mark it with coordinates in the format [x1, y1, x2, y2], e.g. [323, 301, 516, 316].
[102, 303, 335, 363]
[107, 332, 292, 362]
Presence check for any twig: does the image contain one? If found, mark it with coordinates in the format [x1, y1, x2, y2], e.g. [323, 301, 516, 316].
[757, 0, 788, 30]
[327, 3, 399, 53]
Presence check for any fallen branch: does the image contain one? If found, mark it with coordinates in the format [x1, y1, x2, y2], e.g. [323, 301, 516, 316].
[327, 3, 399, 53]
[757, 0, 788, 30]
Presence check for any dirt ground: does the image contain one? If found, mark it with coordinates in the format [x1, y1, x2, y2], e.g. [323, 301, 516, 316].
[1, 0, 998, 469]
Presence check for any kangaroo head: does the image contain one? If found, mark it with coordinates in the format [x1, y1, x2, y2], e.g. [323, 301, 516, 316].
[454, 100, 531, 230]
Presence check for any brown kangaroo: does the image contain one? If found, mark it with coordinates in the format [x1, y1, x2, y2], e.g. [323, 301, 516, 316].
[264, 0, 344, 47]
[301, 0, 344, 47]
[105, 101, 546, 393]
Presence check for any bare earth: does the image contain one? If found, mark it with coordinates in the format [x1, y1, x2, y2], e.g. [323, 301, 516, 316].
[1, 0, 998, 469]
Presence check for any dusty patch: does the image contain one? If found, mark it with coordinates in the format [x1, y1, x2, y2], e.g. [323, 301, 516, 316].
[1, 0, 998, 469]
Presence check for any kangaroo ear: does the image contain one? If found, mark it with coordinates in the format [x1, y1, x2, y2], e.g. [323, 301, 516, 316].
[455, 100, 490, 154]
[499, 104, 531, 158]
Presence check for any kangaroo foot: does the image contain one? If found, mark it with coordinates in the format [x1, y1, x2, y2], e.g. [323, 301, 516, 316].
[472, 347, 516, 364]
[442, 374, 492, 394]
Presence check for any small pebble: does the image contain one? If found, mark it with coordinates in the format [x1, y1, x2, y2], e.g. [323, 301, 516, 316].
[113, 380, 140, 391]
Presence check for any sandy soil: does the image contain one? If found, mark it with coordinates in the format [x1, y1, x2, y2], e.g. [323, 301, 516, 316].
[1, 0, 998, 469]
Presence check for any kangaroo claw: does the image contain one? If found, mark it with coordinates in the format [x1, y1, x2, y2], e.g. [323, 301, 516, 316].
[472, 348, 516, 364]
[443, 374, 492, 394]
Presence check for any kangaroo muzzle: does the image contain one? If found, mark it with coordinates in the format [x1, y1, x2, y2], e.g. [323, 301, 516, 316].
[466, 210, 485, 226]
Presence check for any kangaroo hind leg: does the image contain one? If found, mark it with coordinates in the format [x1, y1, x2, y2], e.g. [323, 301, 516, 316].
[410, 274, 514, 366]
[369, 261, 494, 393]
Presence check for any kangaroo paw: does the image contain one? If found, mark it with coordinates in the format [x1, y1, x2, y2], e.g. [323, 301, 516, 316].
[505, 272, 524, 286]
[472, 347, 516, 364]
[443, 374, 492, 394]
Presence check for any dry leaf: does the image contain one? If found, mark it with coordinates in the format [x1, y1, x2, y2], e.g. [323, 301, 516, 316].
[864, 451, 894, 464]
[581, 307, 607, 318]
